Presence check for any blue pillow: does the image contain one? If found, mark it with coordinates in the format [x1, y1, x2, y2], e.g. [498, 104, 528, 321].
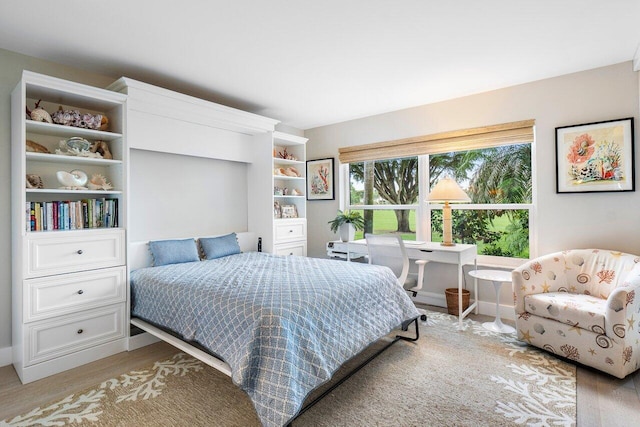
[149, 239, 200, 266]
[199, 233, 241, 260]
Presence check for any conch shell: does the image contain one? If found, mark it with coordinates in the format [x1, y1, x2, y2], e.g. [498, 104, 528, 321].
[31, 107, 52, 123]
[26, 139, 50, 153]
[26, 174, 44, 189]
[56, 169, 88, 189]
[87, 173, 113, 191]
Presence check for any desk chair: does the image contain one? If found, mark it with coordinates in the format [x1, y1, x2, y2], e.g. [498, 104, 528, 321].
[365, 234, 428, 321]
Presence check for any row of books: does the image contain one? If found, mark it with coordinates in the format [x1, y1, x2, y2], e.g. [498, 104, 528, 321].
[27, 198, 119, 232]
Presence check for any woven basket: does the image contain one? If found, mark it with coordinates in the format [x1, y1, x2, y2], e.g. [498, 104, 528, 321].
[445, 288, 470, 316]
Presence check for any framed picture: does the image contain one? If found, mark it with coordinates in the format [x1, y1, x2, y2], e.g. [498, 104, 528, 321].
[306, 158, 335, 200]
[281, 204, 298, 218]
[555, 118, 635, 193]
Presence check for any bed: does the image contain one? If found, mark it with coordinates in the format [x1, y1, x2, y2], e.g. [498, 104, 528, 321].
[129, 233, 420, 426]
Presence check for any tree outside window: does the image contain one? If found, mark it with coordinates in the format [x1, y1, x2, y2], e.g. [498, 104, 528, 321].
[347, 143, 532, 259]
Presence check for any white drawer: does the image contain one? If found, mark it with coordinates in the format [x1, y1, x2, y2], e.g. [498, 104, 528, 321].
[274, 219, 306, 243]
[25, 304, 125, 366]
[24, 266, 126, 322]
[274, 241, 307, 257]
[26, 229, 125, 278]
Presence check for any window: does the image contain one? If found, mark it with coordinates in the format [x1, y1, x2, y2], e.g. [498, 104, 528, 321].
[348, 157, 419, 240]
[343, 125, 534, 264]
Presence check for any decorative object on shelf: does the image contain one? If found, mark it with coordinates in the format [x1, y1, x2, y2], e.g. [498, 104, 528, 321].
[56, 169, 88, 190]
[307, 158, 334, 200]
[274, 201, 282, 219]
[277, 147, 297, 161]
[27, 99, 53, 123]
[292, 188, 302, 196]
[281, 204, 298, 218]
[55, 137, 103, 158]
[555, 117, 635, 193]
[25, 139, 50, 153]
[274, 186, 283, 196]
[25, 174, 44, 189]
[283, 167, 300, 177]
[328, 210, 365, 242]
[427, 177, 471, 246]
[274, 167, 286, 176]
[51, 106, 109, 131]
[91, 140, 112, 159]
[87, 173, 114, 191]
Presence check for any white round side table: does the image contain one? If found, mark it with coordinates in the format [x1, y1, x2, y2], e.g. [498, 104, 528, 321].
[468, 269, 515, 334]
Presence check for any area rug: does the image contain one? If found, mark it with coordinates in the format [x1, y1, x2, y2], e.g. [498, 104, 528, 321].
[1, 310, 576, 426]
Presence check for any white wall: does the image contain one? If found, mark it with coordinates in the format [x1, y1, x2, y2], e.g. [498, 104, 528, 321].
[128, 149, 248, 241]
[305, 61, 640, 309]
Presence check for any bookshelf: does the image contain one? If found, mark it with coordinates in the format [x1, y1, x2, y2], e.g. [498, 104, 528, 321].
[11, 71, 128, 383]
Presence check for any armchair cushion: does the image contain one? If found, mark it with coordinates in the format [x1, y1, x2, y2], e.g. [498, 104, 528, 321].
[524, 292, 606, 332]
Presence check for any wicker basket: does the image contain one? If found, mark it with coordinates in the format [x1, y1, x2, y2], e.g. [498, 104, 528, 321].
[445, 288, 470, 316]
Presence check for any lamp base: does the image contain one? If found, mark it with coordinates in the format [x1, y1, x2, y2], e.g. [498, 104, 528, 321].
[440, 242, 456, 247]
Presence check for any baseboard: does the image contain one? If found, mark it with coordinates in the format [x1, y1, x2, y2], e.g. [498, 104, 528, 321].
[128, 331, 160, 351]
[0, 346, 12, 367]
[412, 290, 515, 321]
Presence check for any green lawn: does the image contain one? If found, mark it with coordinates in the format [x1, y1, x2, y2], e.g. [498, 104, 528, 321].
[351, 209, 527, 257]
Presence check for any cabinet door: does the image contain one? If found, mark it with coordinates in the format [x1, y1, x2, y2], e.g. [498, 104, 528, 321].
[274, 219, 306, 243]
[26, 229, 125, 278]
[24, 266, 126, 322]
[274, 241, 307, 256]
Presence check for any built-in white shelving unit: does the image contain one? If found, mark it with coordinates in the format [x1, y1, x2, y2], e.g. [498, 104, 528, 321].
[11, 71, 128, 383]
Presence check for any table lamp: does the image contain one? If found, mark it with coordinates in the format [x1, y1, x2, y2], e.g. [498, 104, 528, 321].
[427, 177, 471, 246]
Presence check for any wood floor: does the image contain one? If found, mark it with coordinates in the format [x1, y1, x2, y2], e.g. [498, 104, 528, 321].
[1, 310, 639, 426]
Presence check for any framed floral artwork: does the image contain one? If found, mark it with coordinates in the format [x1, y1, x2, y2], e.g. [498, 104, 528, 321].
[555, 118, 635, 193]
[306, 158, 335, 200]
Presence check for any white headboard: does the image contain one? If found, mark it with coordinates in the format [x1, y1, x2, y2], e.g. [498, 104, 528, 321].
[129, 232, 257, 271]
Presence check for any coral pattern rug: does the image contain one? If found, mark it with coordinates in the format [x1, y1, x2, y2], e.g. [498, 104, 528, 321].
[1, 310, 576, 426]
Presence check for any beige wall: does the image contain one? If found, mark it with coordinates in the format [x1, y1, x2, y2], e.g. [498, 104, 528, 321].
[305, 61, 639, 305]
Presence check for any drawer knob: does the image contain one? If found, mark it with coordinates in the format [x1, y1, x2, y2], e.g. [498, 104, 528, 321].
[289, 230, 293, 233]
[77, 289, 84, 295]
[289, 252, 293, 255]
[77, 249, 84, 255]
[77, 329, 84, 334]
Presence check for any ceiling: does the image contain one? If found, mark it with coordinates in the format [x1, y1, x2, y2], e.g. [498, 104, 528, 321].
[1, 1, 639, 130]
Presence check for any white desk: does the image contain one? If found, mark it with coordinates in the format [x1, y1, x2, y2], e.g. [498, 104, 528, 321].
[327, 239, 478, 328]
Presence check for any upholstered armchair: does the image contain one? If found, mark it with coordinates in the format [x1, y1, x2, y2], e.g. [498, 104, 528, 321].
[512, 249, 640, 379]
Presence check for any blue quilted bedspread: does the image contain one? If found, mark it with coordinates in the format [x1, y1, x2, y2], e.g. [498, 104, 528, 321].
[130, 252, 419, 426]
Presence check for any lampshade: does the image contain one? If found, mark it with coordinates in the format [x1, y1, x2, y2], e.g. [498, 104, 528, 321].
[427, 177, 471, 203]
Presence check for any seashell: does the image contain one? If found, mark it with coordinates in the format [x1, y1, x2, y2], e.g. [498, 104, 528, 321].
[546, 304, 560, 317]
[51, 106, 107, 130]
[87, 173, 113, 191]
[533, 324, 545, 335]
[25, 139, 50, 153]
[284, 167, 300, 177]
[26, 174, 44, 189]
[274, 168, 286, 176]
[91, 140, 112, 159]
[292, 188, 302, 196]
[64, 137, 92, 152]
[30, 107, 52, 123]
[56, 170, 88, 189]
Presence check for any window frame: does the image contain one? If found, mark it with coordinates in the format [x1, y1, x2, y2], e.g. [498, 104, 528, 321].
[340, 146, 536, 268]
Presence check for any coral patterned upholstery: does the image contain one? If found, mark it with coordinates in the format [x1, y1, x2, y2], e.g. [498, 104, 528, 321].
[512, 249, 640, 379]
